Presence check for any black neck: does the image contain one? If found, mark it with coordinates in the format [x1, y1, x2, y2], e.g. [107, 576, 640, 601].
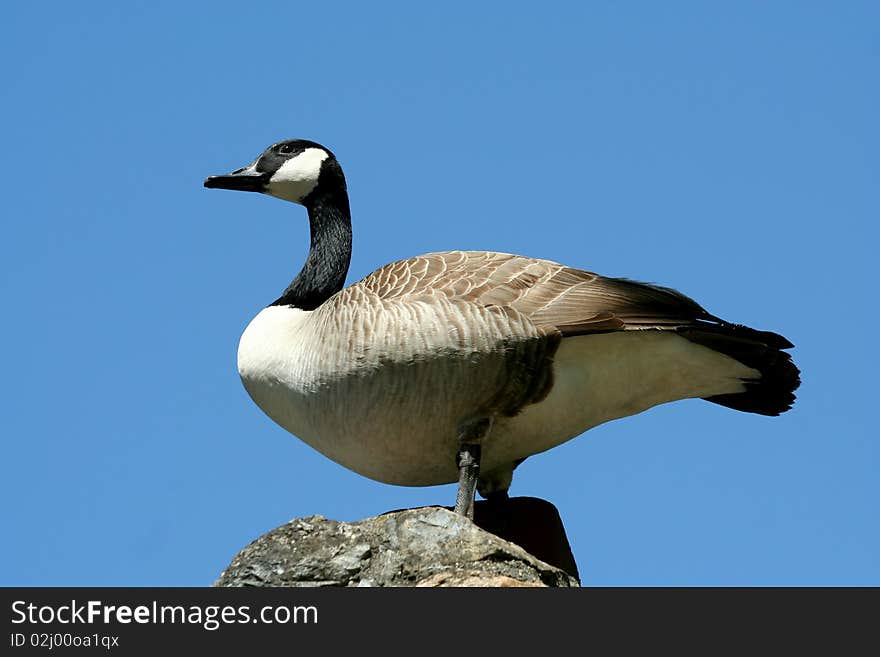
[270, 184, 352, 310]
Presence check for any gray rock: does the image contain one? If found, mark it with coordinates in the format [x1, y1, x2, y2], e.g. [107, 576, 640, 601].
[215, 505, 580, 587]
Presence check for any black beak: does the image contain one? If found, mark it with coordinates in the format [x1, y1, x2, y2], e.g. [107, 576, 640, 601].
[204, 166, 269, 192]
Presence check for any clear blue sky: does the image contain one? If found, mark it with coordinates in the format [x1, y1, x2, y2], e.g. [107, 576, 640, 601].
[2, 2, 876, 586]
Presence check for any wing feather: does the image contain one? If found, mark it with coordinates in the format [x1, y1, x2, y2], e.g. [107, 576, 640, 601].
[357, 250, 716, 335]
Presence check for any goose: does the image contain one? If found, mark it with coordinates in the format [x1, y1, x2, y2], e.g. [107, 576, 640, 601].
[204, 139, 800, 518]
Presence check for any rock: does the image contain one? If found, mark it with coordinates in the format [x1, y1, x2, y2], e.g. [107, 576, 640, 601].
[215, 501, 580, 587]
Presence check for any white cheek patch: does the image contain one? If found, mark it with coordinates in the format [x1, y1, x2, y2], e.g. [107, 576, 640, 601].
[266, 148, 329, 203]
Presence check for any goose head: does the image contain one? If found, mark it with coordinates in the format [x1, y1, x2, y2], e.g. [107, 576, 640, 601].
[204, 139, 344, 205]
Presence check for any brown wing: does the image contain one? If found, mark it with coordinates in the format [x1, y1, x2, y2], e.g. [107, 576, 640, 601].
[354, 251, 799, 416]
[357, 250, 716, 335]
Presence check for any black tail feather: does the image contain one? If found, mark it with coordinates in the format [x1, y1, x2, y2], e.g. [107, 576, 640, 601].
[679, 323, 801, 416]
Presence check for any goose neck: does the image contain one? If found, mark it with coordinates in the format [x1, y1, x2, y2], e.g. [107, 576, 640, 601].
[271, 189, 352, 310]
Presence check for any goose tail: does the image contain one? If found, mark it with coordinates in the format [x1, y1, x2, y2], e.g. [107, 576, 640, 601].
[679, 323, 801, 416]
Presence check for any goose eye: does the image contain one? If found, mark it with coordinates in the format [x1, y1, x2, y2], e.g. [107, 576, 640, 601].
[278, 143, 293, 154]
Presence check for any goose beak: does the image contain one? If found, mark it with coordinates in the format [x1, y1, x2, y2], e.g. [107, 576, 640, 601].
[204, 164, 269, 192]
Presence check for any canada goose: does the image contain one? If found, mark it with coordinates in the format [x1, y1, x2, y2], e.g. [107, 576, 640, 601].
[204, 139, 800, 518]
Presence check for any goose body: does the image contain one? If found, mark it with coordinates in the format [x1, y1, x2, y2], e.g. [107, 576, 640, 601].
[206, 140, 800, 509]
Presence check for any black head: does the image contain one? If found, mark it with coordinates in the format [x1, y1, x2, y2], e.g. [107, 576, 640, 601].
[204, 139, 343, 205]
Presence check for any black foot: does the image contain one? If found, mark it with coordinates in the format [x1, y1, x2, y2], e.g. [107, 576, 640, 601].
[479, 489, 512, 534]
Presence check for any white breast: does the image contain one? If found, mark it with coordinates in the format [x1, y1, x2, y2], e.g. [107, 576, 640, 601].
[236, 303, 516, 485]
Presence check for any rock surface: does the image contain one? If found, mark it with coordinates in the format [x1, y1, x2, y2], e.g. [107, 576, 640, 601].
[215, 503, 580, 587]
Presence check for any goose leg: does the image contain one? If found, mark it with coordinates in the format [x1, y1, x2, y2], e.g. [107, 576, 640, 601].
[454, 443, 481, 518]
[453, 418, 492, 518]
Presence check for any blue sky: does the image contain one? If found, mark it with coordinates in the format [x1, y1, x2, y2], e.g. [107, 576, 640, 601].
[1, 2, 876, 586]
